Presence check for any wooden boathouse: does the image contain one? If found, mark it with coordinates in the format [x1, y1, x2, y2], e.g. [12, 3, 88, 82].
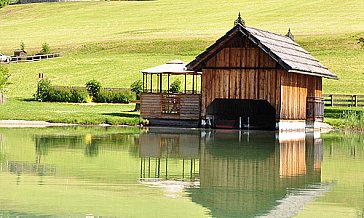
[140, 15, 338, 130]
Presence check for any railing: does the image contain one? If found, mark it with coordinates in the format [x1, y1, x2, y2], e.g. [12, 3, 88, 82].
[161, 94, 180, 114]
[323, 94, 364, 107]
[307, 97, 324, 122]
[143, 89, 201, 94]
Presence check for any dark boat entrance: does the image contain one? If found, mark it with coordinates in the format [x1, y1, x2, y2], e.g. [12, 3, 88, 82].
[206, 99, 276, 130]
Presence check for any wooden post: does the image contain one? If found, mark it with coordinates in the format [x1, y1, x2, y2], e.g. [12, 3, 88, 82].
[167, 73, 170, 93]
[160, 74, 162, 93]
[184, 73, 187, 94]
[145, 74, 148, 93]
[142, 73, 145, 92]
[150, 74, 153, 93]
[354, 95, 358, 107]
[330, 94, 334, 107]
[192, 73, 195, 94]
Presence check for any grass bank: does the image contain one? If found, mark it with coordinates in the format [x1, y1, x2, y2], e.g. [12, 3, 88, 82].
[325, 107, 364, 130]
[0, 0, 363, 125]
[0, 98, 143, 125]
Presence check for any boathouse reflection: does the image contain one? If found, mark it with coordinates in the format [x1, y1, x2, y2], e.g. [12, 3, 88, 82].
[139, 129, 200, 181]
[139, 129, 323, 217]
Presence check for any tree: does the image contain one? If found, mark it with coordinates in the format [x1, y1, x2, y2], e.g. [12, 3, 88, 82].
[130, 80, 142, 100]
[169, 79, 182, 93]
[40, 42, 51, 54]
[130, 79, 142, 111]
[20, 41, 25, 51]
[0, 66, 10, 94]
[85, 79, 101, 99]
[34, 78, 51, 102]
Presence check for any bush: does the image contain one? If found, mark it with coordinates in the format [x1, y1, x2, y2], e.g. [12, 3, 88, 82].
[94, 90, 135, 103]
[170, 79, 182, 93]
[86, 79, 101, 98]
[130, 79, 142, 100]
[48, 87, 88, 103]
[40, 42, 51, 55]
[35, 78, 51, 101]
[35, 80, 88, 103]
[0, 0, 9, 8]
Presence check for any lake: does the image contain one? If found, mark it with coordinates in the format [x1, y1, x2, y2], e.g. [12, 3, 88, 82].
[0, 127, 363, 217]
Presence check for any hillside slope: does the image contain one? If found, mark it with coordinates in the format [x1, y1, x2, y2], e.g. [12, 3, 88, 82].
[0, 0, 363, 97]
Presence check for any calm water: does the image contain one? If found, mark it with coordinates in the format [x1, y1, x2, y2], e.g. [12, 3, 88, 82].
[0, 127, 363, 217]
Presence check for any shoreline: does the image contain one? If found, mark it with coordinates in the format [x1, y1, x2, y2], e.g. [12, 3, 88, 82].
[0, 120, 78, 128]
[0, 119, 334, 133]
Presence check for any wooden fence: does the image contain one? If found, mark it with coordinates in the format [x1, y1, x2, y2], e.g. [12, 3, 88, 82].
[0, 53, 60, 64]
[11, 52, 60, 63]
[323, 94, 364, 107]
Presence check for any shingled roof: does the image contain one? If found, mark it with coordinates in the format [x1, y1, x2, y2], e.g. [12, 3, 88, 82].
[186, 23, 338, 79]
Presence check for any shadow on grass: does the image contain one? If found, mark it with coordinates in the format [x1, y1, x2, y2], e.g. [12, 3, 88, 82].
[103, 112, 139, 118]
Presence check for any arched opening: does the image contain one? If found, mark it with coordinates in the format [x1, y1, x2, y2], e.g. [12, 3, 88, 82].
[206, 99, 276, 130]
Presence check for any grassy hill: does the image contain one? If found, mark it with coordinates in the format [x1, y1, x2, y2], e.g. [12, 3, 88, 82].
[0, 0, 363, 99]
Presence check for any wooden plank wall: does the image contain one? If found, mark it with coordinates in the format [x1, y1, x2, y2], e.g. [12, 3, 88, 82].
[202, 47, 281, 117]
[280, 72, 320, 120]
[140, 93, 162, 118]
[202, 41, 322, 121]
[141, 93, 200, 120]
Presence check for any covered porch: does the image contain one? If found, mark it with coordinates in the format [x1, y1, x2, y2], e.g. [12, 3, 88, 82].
[140, 60, 202, 127]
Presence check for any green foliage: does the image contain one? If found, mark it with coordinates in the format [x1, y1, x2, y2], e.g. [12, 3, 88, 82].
[0, 66, 10, 94]
[169, 79, 182, 93]
[40, 42, 51, 54]
[130, 80, 142, 100]
[47, 87, 88, 103]
[20, 41, 25, 51]
[85, 79, 101, 98]
[35, 80, 87, 103]
[0, 0, 9, 8]
[94, 90, 135, 103]
[35, 78, 51, 102]
[340, 110, 364, 130]
[358, 37, 364, 48]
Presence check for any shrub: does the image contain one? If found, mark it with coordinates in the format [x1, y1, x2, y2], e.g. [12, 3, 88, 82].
[47, 87, 88, 103]
[358, 37, 364, 49]
[341, 110, 364, 130]
[35, 78, 51, 101]
[0, 0, 9, 8]
[0, 66, 10, 94]
[35, 81, 88, 103]
[85, 79, 101, 98]
[169, 79, 182, 93]
[40, 42, 51, 54]
[94, 90, 135, 103]
[130, 79, 142, 100]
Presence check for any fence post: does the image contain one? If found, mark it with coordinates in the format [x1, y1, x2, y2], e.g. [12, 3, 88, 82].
[330, 94, 334, 107]
[354, 95, 358, 107]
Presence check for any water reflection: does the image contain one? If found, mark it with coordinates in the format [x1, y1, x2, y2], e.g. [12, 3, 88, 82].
[138, 128, 324, 217]
[139, 129, 199, 181]
[189, 130, 323, 217]
[0, 127, 333, 217]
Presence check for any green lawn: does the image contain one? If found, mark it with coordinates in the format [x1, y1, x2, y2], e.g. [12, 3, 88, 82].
[0, 98, 143, 125]
[0, 0, 363, 125]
